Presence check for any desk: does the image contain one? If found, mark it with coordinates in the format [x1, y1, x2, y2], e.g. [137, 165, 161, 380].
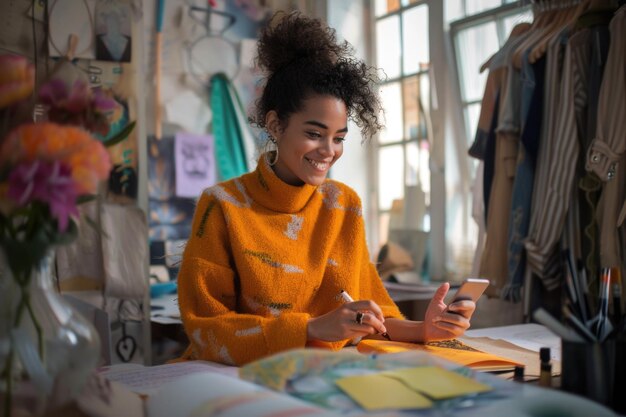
[94, 350, 616, 417]
[98, 323, 618, 416]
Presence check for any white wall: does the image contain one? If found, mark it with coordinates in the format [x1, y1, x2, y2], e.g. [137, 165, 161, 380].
[324, 0, 377, 253]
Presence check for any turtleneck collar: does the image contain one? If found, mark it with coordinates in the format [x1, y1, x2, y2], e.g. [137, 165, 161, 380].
[241, 153, 318, 213]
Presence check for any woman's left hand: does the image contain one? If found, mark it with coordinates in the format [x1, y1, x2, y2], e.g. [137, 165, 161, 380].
[423, 283, 475, 342]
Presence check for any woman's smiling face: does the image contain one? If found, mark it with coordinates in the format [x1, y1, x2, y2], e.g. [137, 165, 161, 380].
[267, 94, 348, 186]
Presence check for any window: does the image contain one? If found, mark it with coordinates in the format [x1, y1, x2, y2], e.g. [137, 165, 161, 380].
[374, 0, 432, 277]
[449, 2, 533, 150]
[370, 0, 531, 281]
[444, 0, 532, 278]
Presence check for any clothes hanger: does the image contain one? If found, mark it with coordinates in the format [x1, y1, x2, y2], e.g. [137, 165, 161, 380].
[511, 1, 557, 69]
[186, 5, 240, 87]
[529, 0, 591, 64]
[479, 22, 532, 73]
[527, 0, 577, 64]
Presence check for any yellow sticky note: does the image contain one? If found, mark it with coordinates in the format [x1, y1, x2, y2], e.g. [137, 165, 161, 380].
[383, 366, 492, 399]
[335, 374, 433, 411]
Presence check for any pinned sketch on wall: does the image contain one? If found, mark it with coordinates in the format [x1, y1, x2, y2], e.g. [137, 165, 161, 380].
[164, 90, 212, 134]
[175, 132, 216, 198]
[148, 135, 195, 241]
[92, 88, 138, 200]
[95, 0, 132, 62]
[48, 0, 96, 59]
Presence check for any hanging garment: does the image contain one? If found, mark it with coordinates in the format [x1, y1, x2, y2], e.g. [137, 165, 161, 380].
[225, 76, 257, 169]
[469, 33, 528, 297]
[589, 7, 626, 269]
[210, 73, 249, 181]
[577, 15, 613, 287]
[479, 32, 531, 298]
[503, 52, 546, 302]
[468, 66, 501, 221]
[469, 32, 528, 219]
[524, 30, 571, 286]
[496, 32, 534, 301]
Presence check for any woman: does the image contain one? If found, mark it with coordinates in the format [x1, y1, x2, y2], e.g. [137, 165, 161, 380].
[177, 12, 475, 366]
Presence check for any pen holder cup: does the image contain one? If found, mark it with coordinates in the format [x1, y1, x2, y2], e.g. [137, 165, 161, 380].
[561, 338, 626, 413]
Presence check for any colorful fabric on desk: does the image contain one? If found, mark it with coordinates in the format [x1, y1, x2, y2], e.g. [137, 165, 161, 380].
[178, 155, 403, 366]
[239, 349, 367, 391]
[239, 348, 507, 415]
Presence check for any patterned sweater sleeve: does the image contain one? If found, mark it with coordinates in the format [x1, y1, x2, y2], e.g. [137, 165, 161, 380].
[177, 192, 310, 366]
[349, 192, 404, 320]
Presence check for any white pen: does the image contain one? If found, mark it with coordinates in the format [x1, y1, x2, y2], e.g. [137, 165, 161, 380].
[339, 290, 391, 340]
[339, 289, 355, 303]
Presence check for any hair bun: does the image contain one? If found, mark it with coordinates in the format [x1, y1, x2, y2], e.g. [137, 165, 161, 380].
[256, 11, 351, 74]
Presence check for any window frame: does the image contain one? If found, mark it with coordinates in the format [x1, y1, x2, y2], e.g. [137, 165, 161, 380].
[371, 0, 435, 279]
[448, 2, 532, 149]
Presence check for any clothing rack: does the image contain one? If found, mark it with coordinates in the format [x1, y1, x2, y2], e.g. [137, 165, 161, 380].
[470, 1, 625, 321]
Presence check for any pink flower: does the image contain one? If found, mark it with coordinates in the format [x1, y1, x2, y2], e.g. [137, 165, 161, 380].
[39, 78, 90, 113]
[6, 160, 79, 232]
[39, 78, 116, 134]
[0, 54, 35, 108]
[92, 87, 117, 112]
[0, 123, 112, 195]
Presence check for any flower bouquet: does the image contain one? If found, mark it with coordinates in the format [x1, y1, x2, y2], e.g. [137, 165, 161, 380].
[0, 55, 134, 415]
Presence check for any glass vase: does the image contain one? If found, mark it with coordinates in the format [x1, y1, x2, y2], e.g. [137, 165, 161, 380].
[0, 249, 100, 416]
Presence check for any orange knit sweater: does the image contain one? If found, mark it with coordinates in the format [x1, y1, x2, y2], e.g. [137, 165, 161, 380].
[177, 156, 403, 366]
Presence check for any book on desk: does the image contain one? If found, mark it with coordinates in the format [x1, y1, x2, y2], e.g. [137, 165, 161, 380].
[357, 339, 523, 372]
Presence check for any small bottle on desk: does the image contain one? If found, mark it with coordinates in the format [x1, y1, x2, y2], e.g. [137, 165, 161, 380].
[513, 365, 525, 382]
[539, 347, 552, 387]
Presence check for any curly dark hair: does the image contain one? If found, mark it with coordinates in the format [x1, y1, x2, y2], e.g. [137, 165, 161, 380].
[251, 11, 383, 140]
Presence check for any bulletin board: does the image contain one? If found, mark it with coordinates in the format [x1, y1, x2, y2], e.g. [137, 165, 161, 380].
[144, 0, 270, 282]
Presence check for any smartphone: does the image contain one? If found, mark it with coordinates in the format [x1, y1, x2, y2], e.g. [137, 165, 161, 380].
[449, 278, 490, 306]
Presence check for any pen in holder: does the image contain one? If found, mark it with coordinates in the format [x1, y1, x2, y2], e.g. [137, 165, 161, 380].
[561, 337, 626, 413]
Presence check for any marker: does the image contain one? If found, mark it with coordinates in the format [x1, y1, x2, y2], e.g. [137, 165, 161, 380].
[596, 268, 611, 340]
[611, 267, 622, 328]
[562, 304, 596, 342]
[533, 308, 585, 343]
[339, 290, 391, 340]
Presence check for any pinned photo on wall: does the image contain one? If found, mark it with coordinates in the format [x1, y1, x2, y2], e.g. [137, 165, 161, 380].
[95, 0, 132, 62]
[48, 0, 96, 59]
[148, 135, 196, 242]
[175, 132, 216, 198]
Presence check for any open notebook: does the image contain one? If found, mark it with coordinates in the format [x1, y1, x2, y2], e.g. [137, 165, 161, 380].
[100, 362, 337, 417]
[357, 339, 523, 372]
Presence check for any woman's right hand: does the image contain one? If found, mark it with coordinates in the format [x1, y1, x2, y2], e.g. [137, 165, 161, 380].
[306, 300, 387, 342]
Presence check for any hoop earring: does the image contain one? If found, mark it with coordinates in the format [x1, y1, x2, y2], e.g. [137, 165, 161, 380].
[264, 135, 279, 166]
